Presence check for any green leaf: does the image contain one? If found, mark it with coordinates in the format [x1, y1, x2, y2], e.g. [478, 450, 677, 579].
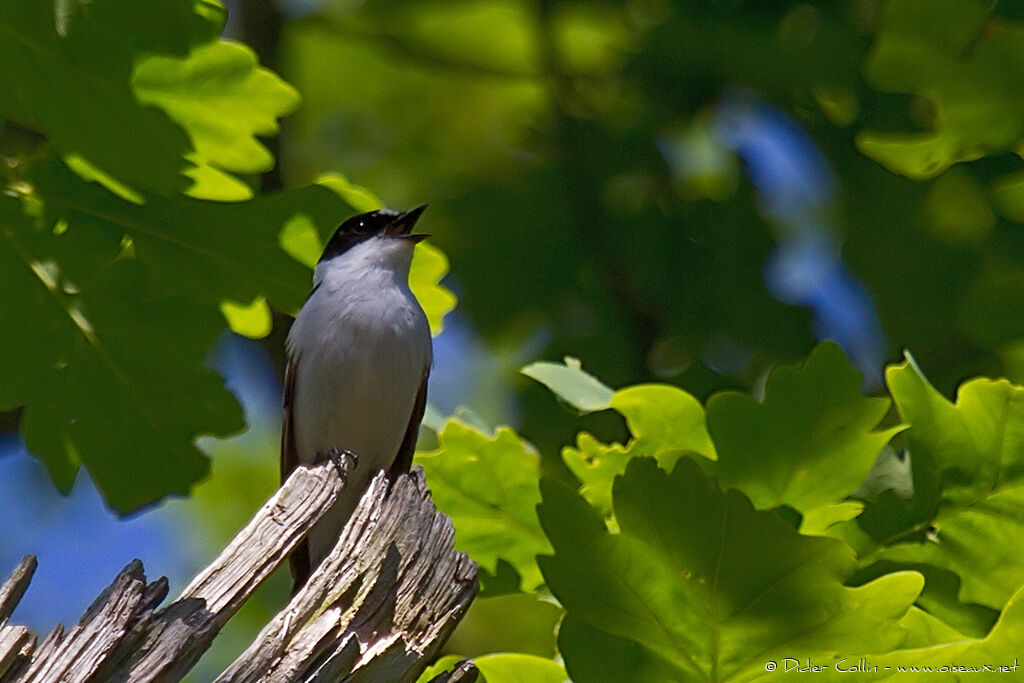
[1, 1, 294, 202]
[560, 382, 715, 519]
[418, 653, 567, 683]
[278, 214, 322, 270]
[992, 171, 1024, 223]
[538, 458, 923, 682]
[474, 654, 567, 683]
[0, 2, 196, 196]
[62, 154, 144, 206]
[610, 383, 716, 458]
[410, 241, 457, 336]
[800, 501, 864, 536]
[473, 559, 524, 597]
[873, 584, 1024, 677]
[561, 433, 633, 518]
[526, 361, 716, 520]
[36, 159, 345, 314]
[219, 296, 272, 339]
[314, 173, 383, 213]
[865, 357, 1024, 609]
[415, 420, 551, 592]
[0, 196, 243, 510]
[857, 0, 1024, 178]
[132, 40, 301, 195]
[180, 159, 253, 202]
[707, 341, 903, 514]
[418, 655, 465, 682]
[898, 607, 966, 650]
[921, 169, 994, 243]
[852, 562, 997, 640]
[521, 357, 614, 413]
[59, 0, 222, 74]
[0, 149, 353, 511]
[450, 591, 563, 659]
[888, 356, 1014, 510]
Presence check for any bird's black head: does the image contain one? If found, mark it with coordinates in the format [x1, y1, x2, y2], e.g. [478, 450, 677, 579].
[319, 205, 428, 263]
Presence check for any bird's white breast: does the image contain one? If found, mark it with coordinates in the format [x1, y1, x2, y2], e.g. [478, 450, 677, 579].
[287, 236, 431, 563]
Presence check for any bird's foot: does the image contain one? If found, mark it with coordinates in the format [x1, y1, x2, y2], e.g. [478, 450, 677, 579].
[319, 447, 358, 483]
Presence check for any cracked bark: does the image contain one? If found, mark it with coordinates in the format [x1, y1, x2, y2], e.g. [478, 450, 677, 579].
[0, 463, 478, 683]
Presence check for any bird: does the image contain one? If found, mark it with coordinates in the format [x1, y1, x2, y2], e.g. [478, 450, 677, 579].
[281, 205, 432, 591]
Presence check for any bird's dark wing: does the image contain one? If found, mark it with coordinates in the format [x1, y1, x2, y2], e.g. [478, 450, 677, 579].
[281, 354, 311, 592]
[389, 369, 429, 477]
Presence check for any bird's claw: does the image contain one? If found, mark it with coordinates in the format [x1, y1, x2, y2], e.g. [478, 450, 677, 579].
[319, 447, 358, 483]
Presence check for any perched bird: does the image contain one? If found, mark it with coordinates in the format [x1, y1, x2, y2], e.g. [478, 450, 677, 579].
[281, 206, 432, 591]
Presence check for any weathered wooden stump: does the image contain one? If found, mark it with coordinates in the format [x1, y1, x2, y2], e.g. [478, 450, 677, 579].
[0, 462, 478, 682]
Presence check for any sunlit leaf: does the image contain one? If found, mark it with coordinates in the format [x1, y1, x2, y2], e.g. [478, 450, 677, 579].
[278, 215, 322, 270]
[521, 357, 614, 413]
[417, 655, 464, 683]
[852, 562, 998, 640]
[315, 173, 382, 213]
[410, 241, 457, 336]
[873, 585, 1024, 677]
[419, 653, 566, 683]
[897, 607, 966, 650]
[560, 433, 632, 519]
[559, 381, 715, 518]
[538, 458, 923, 682]
[800, 501, 864, 536]
[474, 653, 567, 683]
[133, 41, 300, 178]
[182, 158, 254, 202]
[415, 419, 551, 592]
[610, 383, 716, 458]
[220, 297, 272, 339]
[864, 357, 1024, 610]
[62, 154, 144, 206]
[707, 342, 903, 514]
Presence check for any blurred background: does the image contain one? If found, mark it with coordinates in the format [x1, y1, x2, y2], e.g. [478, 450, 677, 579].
[3, 0, 1024, 678]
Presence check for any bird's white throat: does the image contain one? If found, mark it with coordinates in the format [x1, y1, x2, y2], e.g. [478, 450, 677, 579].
[313, 234, 417, 292]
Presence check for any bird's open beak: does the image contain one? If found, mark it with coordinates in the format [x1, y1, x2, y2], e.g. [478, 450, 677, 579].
[387, 204, 429, 242]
